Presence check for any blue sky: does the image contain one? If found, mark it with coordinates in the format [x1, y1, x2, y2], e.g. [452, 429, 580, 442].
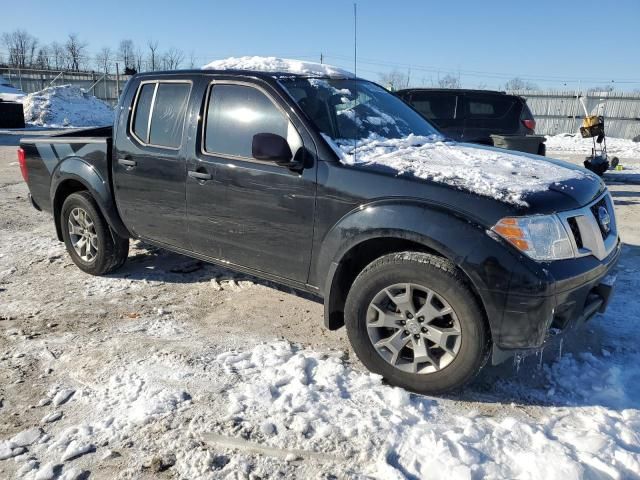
[2, 0, 639, 90]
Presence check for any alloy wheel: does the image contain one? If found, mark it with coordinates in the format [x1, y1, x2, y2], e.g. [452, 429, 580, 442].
[366, 283, 462, 374]
[67, 207, 98, 262]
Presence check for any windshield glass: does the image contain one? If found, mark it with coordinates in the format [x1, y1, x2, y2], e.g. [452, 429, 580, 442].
[279, 78, 440, 149]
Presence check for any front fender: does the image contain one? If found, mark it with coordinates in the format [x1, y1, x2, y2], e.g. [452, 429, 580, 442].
[313, 199, 520, 335]
[50, 157, 130, 240]
[313, 199, 484, 287]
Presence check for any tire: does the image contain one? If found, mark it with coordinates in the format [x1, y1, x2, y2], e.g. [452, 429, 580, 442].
[344, 252, 489, 395]
[60, 191, 129, 275]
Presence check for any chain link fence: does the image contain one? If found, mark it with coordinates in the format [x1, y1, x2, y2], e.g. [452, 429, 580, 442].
[511, 90, 640, 140]
[0, 66, 132, 106]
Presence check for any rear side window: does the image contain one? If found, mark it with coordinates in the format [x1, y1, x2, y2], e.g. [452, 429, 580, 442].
[465, 96, 516, 119]
[204, 84, 288, 158]
[131, 81, 191, 148]
[409, 92, 456, 120]
[149, 83, 191, 148]
[132, 83, 155, 142]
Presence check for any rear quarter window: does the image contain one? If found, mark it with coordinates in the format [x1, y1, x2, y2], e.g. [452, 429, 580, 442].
[465, 96, 516, 119]
[409, 92, 456, 120]
[132, 83, 155, 142]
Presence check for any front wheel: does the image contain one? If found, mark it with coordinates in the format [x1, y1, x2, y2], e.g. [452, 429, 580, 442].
[60, 191, 129, 275]
[344, 252, 489, 395]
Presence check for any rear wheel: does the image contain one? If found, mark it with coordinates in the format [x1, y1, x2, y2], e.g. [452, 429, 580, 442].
[344, 252, 489, 394]
[60, 191, 129, 275]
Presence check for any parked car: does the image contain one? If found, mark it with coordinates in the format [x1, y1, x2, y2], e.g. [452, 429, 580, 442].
[0, 76, 26, 102]
[0, 76, 26, 128]
[396, 88, 545, 155]
[18, 66, 619, 394]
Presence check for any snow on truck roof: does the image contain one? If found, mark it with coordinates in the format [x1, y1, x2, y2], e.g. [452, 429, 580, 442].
[202, 56, 353, 78]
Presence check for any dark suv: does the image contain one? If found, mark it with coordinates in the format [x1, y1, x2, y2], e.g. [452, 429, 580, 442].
[396, 88, 543, 154]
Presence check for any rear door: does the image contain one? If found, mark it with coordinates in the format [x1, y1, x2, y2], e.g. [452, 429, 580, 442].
[185, 80, 317, 283]
[462, 93, 521, 143]
[405, 91, 463, 140]
[113, 79, 192, 246]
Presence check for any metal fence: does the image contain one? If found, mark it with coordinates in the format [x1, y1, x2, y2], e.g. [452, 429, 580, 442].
[3, 68, 640, 139]
[510, 90, 640, 140]
[0, 67, 132, 106]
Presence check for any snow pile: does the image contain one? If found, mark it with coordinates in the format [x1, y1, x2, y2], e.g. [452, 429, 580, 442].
[202, 56, 352, 78]
[546, 133, 640, 158]
[330, 134, 594, 205]
[21, 85, 114, 127]
[0, 75, 25, 101]
[215, 340, 640, 479]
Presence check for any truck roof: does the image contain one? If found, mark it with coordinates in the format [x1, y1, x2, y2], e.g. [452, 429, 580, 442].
[397, 88, 507, 95]
[134, 69, 358, 80]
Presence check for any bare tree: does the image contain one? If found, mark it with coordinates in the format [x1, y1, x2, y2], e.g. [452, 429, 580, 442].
[35, 46, 51, 70]
[162, 48, 184, 70]
[147, 40, 159, 71]
[188, 50, 197, 69]
[504, 77, 538, 91]
[50, 42, 65, 70]
[134, 46, 144, 73]
[379, 70, 409, 91]
[2, 29, 38, 67]
[95, 47, 112, 73]
[437, 74, 461, 89]
[65, 34, 87, 71]
[588, 84, 615, 93]
[118, 39, 136, 71]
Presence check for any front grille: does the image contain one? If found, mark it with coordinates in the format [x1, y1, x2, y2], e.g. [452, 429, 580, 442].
[557, 192, 617, 261]
[589, 197, 609, 239]
[566, 217, 584, 249]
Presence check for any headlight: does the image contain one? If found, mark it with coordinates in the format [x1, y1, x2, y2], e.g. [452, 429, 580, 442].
[492, 215, 574, 261]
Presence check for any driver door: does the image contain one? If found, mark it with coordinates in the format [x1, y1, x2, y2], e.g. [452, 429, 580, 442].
[186, 81, 317, 283]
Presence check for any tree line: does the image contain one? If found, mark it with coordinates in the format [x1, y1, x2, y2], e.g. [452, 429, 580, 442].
[1, 29, 195, 75]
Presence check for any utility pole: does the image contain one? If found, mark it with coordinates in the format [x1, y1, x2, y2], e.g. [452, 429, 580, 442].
[320, 53, 323, 64]
[115, 62, 120, 102]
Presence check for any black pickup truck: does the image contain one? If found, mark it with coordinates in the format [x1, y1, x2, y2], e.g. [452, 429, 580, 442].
[18, 66, 620, 394]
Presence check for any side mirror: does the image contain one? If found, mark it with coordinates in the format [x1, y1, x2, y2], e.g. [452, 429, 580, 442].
[252, 133, 295, 166]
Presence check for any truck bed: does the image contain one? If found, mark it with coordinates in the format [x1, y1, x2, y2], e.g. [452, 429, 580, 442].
[19, 127, 113, 215]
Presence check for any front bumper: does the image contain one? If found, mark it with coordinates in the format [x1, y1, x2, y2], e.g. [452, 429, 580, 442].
[492, 238, 621, 364]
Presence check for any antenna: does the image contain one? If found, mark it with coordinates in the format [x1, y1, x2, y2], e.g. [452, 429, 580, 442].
[353, 3, 358, 79]
[353, 2, 358, 162]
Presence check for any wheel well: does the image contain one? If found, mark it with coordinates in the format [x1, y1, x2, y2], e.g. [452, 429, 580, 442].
[53, 179, 88, 240]
[325, 237, 488, 334]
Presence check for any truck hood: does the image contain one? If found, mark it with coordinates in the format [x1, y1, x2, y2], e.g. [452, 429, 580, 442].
[330, 134, 602, 211]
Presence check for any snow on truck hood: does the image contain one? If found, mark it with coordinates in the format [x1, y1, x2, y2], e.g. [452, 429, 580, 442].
[202, 56, 353, 78]
[326, 134, 596, 206]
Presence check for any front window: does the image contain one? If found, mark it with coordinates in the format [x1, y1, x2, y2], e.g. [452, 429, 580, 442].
[279, 78, 441, 154]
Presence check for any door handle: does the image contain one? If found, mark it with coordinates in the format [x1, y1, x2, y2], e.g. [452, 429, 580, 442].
[188, 170, 213, 181]
[118, 158, 137, 168]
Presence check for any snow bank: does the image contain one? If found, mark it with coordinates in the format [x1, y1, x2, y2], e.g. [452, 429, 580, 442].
[330, 134, 593, 205]
[0, 75, 25, 102]
[21, 85, 114, 128]
[215, 339, 640, 480]
[202, 56, 353, 78]
[546, 133, 640, 158]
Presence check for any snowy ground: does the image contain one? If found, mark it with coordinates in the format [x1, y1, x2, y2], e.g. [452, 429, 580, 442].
[546, 134, 640, 159]
[1, 143, 640, 479]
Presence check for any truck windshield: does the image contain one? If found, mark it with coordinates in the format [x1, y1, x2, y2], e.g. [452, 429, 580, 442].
[279, 78, 441, 150]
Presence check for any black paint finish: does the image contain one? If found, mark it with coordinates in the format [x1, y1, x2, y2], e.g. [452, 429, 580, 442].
[19, 69, 618, 358]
